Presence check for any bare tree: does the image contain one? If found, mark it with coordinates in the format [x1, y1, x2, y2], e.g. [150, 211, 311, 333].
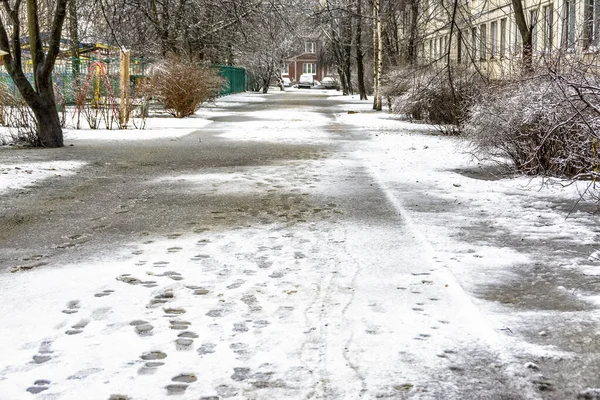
[0, 0, 69, 147]
[237, 0, 301, 93]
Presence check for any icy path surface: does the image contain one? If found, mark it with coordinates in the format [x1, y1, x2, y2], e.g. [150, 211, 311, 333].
[1, 91, 599, 399]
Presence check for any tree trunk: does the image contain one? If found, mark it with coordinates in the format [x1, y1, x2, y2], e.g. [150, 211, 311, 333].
[355, 0, 368, 100]
[512, 0, 534, 73]
[372, 0, 378, 109]
[342, 11, 353, 95]
[407, 0, 419, 65]
[32, 92, 64, 147]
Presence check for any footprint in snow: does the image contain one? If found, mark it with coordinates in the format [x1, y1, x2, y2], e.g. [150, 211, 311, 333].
[116, 274, 142, 285]
[140, 351, 167, 360]
[230, 342, 250, 358]
[147, 290, 174, 308]
[269, 271, 285, 279]
[66, 319, 89, 335]
[164, 307, 186, 317]
[95, 289, 115, 298]
[26, 380, 51, 394]
[142, 280, 158, 288]
[172, 374, 197, 383]
[169, 319, 191, 330]
[206, 309, 224, 318]
[167, 247, 182, 253]
[138, 361, 165, 375]
[130, 320, 154, 336]
[226, 279, 245, 289]
[414, 333, 431, 341]
[175, 338, 194, 351]
[253, 320, 270, 329]
[215, 384, 238, 398]
[153, 261, 170, 267]
[233, 322, 249, 333]
[193, 288, 210, 296]
[159, 271, 184, 281]
[62, 300, 80, 314]
[165, 384, 188, 395]
[197, 343, 216, 355]
[31, 344, 52, 363]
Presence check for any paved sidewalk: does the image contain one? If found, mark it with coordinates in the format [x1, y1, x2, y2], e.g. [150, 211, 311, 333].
[0, 91, 599, 399]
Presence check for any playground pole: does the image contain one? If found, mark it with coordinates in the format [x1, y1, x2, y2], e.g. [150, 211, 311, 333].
[120, 49, 130, 126]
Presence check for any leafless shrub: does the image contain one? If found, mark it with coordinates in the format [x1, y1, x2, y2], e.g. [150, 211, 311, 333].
[464, 66, 600, 179]
[0, 83, 38, 145]
[127, 80, 153, 130]
[383, 64, 484, 134]
[151, 58, 224, 118]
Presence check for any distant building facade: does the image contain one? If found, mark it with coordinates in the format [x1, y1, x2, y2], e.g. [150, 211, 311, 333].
[284, 41, 330, 82]
[420, 0, 597, 76]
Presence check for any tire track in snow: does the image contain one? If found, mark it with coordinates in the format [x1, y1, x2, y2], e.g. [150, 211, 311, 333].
[299, 227, 367, 400]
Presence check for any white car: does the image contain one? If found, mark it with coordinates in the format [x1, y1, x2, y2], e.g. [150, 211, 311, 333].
[298, 73, 315, 89]
[282, 77, 291, 87]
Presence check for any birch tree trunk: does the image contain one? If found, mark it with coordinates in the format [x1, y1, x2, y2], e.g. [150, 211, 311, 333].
[373, 0, 382, 111]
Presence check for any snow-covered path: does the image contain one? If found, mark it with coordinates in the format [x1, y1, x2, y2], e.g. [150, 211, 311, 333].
[1, 91, 599, 399]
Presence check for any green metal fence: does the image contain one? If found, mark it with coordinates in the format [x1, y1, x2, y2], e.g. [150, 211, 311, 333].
[217, 65, 247, 95]
[0, 59, 247, 104]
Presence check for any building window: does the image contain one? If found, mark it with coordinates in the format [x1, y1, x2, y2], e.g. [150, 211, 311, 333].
[479, 24, 487, 60]
[282, 64, 289, 75]
[500, 18, 507, 57]
[302, 63, 316, 74]
[434, 37, 438, 57]
[491, 21, 498, 57]
[530, 10, 538, 51]
[305, 42, 316, 53]
[543, 5, 553, 51]
[563, 0, 576, 49]
[584, 0, 600, 49]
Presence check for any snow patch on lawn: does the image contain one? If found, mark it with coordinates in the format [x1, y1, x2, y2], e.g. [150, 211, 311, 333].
[0, 161, 86, 195]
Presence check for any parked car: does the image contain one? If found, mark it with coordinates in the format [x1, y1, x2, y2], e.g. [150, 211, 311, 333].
[298, 73, 315, 89]
[282, 77, 291, 87]
[320, 76, 340, 90]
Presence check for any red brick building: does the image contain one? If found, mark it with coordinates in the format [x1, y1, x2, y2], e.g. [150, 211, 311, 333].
[283, 41, 330, 83]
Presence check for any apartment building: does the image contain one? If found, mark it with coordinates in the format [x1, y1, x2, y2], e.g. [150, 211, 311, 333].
[420, 0, 595, 76]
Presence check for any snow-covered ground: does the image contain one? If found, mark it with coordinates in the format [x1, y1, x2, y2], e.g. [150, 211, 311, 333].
[0, 161, 86, 195]
[1, 91, 599, 399]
